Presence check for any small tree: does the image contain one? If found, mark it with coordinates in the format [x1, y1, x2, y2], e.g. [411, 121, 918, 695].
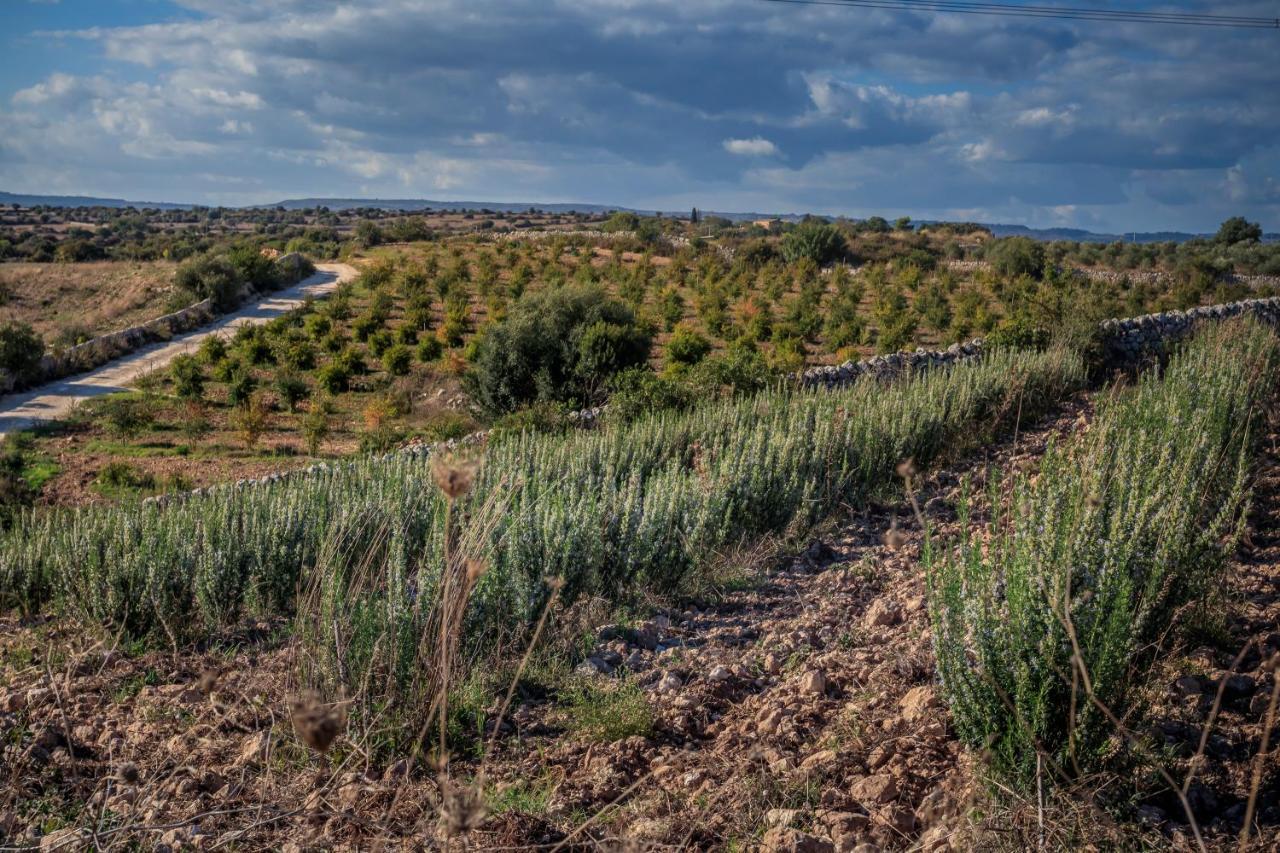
[0, 321, 45, 382]
[169, 354, 205, 400]
[780, 221, 845, 266]
[383, 344, 412, 376]
[666, 324, 713, 367]
[987, 237, 1046, 280]
[229, 394, 269, 450]
[1214, 216, 1262, 245]
[274, 368, 310, 412]
[302, 404, 330, 456]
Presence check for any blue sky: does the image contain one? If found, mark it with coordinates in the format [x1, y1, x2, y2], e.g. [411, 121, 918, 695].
[1, 0, 1277, 232]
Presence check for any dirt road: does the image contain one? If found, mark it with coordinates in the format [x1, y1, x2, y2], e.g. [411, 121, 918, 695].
[0, 262, 357, 435]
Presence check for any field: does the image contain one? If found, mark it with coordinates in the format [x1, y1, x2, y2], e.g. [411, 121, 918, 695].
[9, 218, 1280, 509]
[2, 211, 1280, 850]
[0, 261, 181, 344]
[3, 309, 1280, 848]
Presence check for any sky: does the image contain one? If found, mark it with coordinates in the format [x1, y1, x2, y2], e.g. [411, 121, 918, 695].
[1, 0, 1278, 233]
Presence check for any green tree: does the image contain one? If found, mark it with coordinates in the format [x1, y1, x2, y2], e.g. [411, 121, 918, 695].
[0, 322, 45, 382]
[169, 354, 205, 400]
[780, 221, 846, 266]
[987, 237, 1046, 280]
[1214, 216, 1262, 245]
[466, 285, 652, 414]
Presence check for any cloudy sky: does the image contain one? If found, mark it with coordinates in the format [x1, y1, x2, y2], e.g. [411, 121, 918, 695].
[1, 0, 1277, 232]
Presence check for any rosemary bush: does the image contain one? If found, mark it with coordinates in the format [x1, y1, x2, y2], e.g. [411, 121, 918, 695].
[1, 346, 1084, 643]
[926, 318, 1280, 790]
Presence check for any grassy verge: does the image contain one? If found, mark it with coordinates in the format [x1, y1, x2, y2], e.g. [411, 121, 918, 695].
[925, 318, 1280, 795]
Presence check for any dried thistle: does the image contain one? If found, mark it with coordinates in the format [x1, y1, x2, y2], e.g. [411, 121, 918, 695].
[290, 691, 346, 755]
[431, 452, 480, 500]
[883, 519, 907, 551]
[438, 775, 486, 838]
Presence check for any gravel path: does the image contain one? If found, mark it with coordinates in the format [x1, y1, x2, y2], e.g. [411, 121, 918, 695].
[0, 263, 357, 435]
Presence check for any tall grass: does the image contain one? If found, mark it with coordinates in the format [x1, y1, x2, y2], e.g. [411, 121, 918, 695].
[926, 319, 1280, 790]
[0, 346, 1084, 643]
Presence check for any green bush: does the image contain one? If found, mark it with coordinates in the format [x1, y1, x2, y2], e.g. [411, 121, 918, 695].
[197, 335, 227, 365]
[416, 336, 444, 363]
[314, 362, 351, 395]
[926, 320, 1278, 791]
[466, 284, 651, 414]
[780, 221, 846, 266]
[175, 255, 242, 311]
[607, 368, 692, 422]
[666, 325, 712, 367]
[488, 400, 572, 443]
[274, 368, 310, 412]
[169, 354, 205, 400]
[226, 369, 258, 407]
[0, 321, 45, 381]
[987, 237, 1047, 280]
[382, 344, 412, 376]
[91, 395, 158, 438]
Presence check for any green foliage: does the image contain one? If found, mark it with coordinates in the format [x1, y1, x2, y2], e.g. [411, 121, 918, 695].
[1, 345, 1084, 640]
[1214, 216, 1262, 246]
[175, 254, 242, 311]
[273, 368, 310, 412]
[607, 368, 692, 422]
[416, 336, 444, 363]
[0, 321, 45, 381]
[169, 354, 205, 401]
[382, 344, 412, 376]
[488, 401, 572, 443]
[467, 284, 651, 414]
[780, 221, 845, 266]
[91, 394, 158, 438]
[314, 361, 351, 395]
[926, 320, 1279, 791]
[667, 324, 712, 367]
[987, 237, 1047, 280]
[302, 403, 331, 456]
[226, 369, 258, 407]
[197, 335, 227, 365]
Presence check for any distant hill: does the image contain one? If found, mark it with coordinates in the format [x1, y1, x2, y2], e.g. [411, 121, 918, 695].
[0, 190, 190, 210]
[4, 189, 1275, 244]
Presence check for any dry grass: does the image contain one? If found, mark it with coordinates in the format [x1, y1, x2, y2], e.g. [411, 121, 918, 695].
[0, 261, 180, 342]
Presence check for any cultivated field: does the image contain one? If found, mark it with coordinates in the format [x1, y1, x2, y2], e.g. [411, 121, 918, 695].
[2, 211, 1279, 850]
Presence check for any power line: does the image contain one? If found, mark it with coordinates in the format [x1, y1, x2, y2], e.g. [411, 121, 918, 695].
[757, 0, 1280, 29]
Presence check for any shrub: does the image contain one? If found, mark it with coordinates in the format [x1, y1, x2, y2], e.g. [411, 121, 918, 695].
[467, 285, 652, 414]
[367, 330, 393, 358]
[0, 321, 45, 381]
[780, 221, 845, 266]
[226, 369, 258, 407]
[926, 320, 1278, 791]
[382, 344, 412, 376]
[169, 354, 205, 400]
[416, 336, 444, 363]
[666, 325, 712, 367]
[420, 411, 476, 442]
[987, 237, 1046, 280]
[302, 403, 331, 456]
[197, 335, 227, 365]
[96, 461, 157, 495]
[229, 394, 269, 450]
[274, 368, 310, 412]
[686, 342, 774, 397]
[488, 401, 572, 443]
[226, 246, 281, 291]
[175, 254, 242, 311]
[314, 362, 351, 395]
[607, 368, 692, 422]
[92, 394, 158, 438]
[985, 317, 1049, 350]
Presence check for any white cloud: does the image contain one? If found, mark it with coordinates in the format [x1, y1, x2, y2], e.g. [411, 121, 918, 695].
[723, 137, 779, 157]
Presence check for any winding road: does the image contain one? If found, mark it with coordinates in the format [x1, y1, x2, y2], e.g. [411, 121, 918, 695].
[0, 262, 358, 435]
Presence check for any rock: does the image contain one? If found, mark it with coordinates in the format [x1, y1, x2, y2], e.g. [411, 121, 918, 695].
[708, 665, 732, 683]
[576, 656, 613, 676]
[40, 828, 86, 851]
[863, 600, 901, 628]
[1221, 674, 1256, 700]
[850, 774, 898, 806]
[800, 749, 837, 771]
[800, 670, 827, 696]
[0, 691, 25, 713]
[1173, 675, 1206, 696]
[760, 827, 835, 853]
[763, 653, 782, 675]
[766, 808, 801, 827]
[899, 685, 939, 721]
[25, 688, 52, 709]
[236, 731, 273, 767]
[655, 672, 682, 694]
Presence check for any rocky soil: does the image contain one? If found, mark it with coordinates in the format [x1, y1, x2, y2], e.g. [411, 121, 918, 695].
[2, 393, 1277, 850]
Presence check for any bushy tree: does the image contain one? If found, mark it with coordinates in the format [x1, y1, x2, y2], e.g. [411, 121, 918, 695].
[987, 237, 1046, 280]
[780, 221, 846, 266]
[666, 325, 712, 366]
[467, 285, 652, 414]
[175, 255, 242, 311]
[0, 321, 45, 382]
[1215, 216, 1262, 245]
[169, 354, 205, 400]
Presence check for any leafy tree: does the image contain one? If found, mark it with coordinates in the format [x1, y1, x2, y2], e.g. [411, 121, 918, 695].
[174, 255, 242, 311]
[1215, 216, 1262, 245]
[0, 321, 45, 381]
[274, 368, 310, 412]
[169, 354, 205, 400]
[382, 344, 412, 376]
[666, 325, 712, 366]
[987, 237, 1047, 280]
[467, 285, 651, 414]
[780, 221, 846, 266]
